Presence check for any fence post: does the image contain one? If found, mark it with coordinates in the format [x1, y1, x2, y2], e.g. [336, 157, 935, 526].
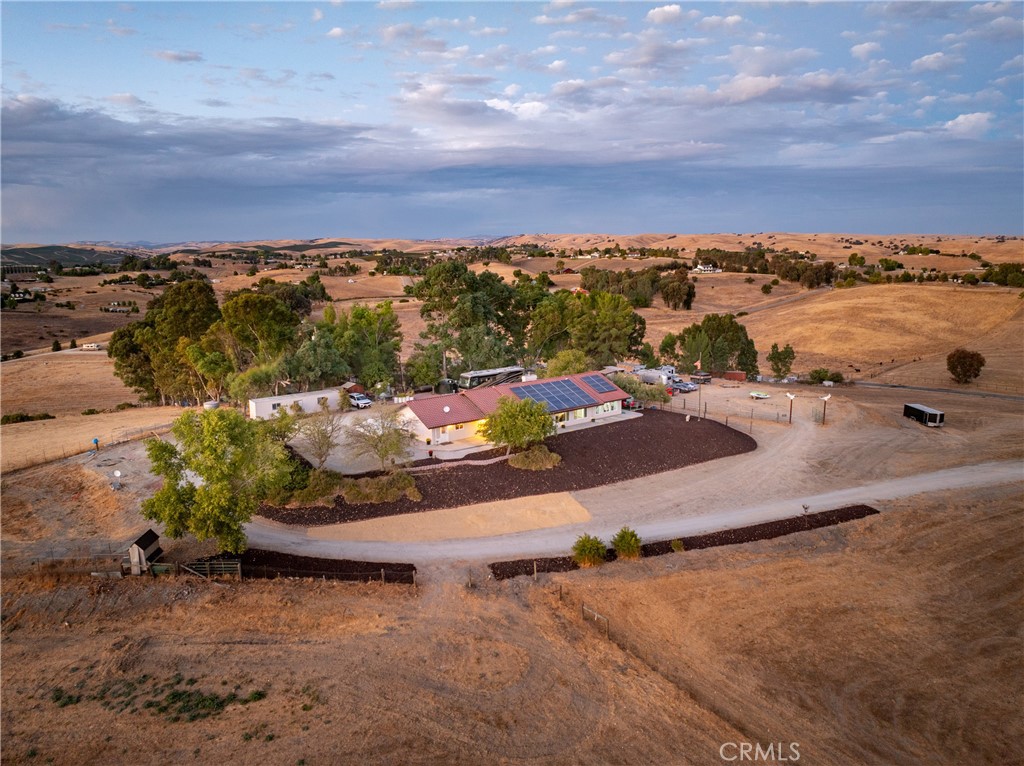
[533, 560, 538, 581]
[381, 568, 385, 584]
[412, 570, 417, 591]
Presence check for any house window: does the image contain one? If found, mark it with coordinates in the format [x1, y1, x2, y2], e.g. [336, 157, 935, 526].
[575, 408, 585, 420]
[271, 403, 281, 411]
[555, 412, 568, 423]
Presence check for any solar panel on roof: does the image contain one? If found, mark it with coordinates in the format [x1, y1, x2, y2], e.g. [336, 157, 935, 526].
[582, 374, 617, 393]
[510, 379, 597, 411]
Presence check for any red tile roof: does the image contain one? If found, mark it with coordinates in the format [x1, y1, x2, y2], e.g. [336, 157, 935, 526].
[403, 371, 627, 429]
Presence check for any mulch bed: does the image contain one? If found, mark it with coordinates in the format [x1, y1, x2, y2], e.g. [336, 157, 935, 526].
[261, 409, 756, 526]
[209, 549, 416, 584]
[488, 504, 880, 580]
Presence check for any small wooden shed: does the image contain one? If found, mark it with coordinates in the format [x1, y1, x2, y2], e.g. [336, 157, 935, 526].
[128, 529, 162, 575]
[724, 370, 746, 382]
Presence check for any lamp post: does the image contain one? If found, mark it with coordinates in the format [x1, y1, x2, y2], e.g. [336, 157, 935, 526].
[786, 392, 796, 424]
[819, 393, 831, 425]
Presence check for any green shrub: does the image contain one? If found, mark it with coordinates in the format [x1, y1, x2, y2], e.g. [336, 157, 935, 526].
[611, 527, 642, 559]
[572, 534, 607, 568]
[508, 445, 562, 471]
[340, 471, 419, 504]
[289, 469, 344, 505]
[114, 402, 136, 411]
[1, 412, 55, 425]
[81, 408, 101, 416]
[670, 538, 686, 553]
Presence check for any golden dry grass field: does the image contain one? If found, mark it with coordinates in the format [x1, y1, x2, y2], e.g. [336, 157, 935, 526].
[2, 232, 1022, 764]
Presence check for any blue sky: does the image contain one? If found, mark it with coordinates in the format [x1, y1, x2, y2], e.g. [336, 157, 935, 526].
[2, 1, 1022, 243]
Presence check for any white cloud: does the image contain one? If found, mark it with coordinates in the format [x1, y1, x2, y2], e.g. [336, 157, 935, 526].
[726, 45, 819, 76]
[311, 8, 323, 22]
[969, 2, 1015, 15]
[944, 112, 993, 137]
[646, 5, 682, 25]
[698, 14, 743, 31]
[326, 27, 344, 38]
[911, 51, 959, 73]
[850, 42, 881, 61]
[547, 59, 568, 73]
[485, 98, 548, 119]
[153, 50, 204, 63]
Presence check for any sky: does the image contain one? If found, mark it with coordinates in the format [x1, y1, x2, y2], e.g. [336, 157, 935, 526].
[2, 1, 1022, 244]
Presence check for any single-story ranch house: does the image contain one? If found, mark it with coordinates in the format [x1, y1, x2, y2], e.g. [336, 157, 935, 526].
[400, 372, 628, 446]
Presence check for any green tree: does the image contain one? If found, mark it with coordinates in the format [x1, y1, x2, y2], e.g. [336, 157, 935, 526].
[544, 349, 592, 377]
[286, 329, 350, 392]
[568, 291, 644, 367]
[334, 301, 403, 390]
[946, 348, 986, 384]
[51, 339, 62, 352]
[346, 409, 417, 472]
[766, 343, 796, 379]
[661, 315, 758, 377]
[221, 293, 299, 364]
[141, 409, 293, 553]
[848, 253, 866, 267]
[480, 395, 556, 456]
[761, 283, 773, 295]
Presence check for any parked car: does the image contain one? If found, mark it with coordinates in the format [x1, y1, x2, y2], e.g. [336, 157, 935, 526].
[623, 397, 643, 411]
[672, 381, 699, 393]
[348, 393, 373, 409]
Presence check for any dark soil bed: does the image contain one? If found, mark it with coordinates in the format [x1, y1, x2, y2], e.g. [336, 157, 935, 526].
[262, 409, 756, 526]
[210, 549, 416, 584]
[488, 505, 880, 580]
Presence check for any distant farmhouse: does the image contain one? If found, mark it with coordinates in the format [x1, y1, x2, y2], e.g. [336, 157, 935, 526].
[400, 372, 628, 446]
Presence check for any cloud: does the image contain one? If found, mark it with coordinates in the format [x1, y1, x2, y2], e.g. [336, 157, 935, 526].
[646, 5, 685, 25]
[547, 59, 568, 73]
[378, 0, 415, 8]
[484, 98, 549, 119]
[105, 19, 137, 37]
[326, 27, 345, 38]
[311, 8, 323, 22]
[199, 98, 232, 108]
[105, 93, 147, 107]
[944, 15, 1024, 42]
[850, 42, 882, 61]
[944, 112, 993, 137]
[604, 31, 704, 75]
[533, 7, 625, 27]
[697, 14, 743, 31]
[911, 51, 962, 72]
[725, 45, 819, 76]
[153, 50, 204, 63]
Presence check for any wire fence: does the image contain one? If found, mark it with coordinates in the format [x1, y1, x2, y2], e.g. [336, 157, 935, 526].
[661, 392, 792, 431]
[2, 422, 174, 473]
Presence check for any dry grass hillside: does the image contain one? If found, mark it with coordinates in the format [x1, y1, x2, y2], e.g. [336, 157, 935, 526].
[560, 483, 1023, 765]
[1, 484, 1019, 765]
